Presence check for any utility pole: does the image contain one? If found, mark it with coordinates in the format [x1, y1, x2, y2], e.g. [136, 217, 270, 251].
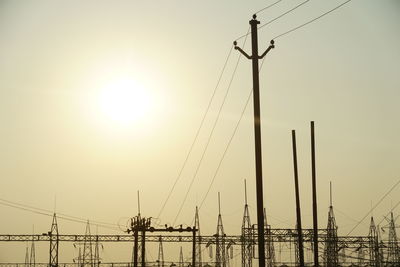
[292, 130, 305, 267]
[234, 14, 274, 267]
[310, 121, 319, 267]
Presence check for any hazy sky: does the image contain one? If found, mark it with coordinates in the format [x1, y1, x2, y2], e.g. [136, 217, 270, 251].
[0, 0, 399, 264]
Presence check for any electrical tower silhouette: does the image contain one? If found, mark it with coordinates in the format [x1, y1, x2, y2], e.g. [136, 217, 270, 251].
[241, 180, 252, 267]
[48, 213, 59, 267]
[324, 192, 338, 267]
[369, 217, 380, 267]
[385, 212, 400, 266]
[215, 193, 226, 267]
[195, 206, 202, 267]
[82, 221, 94, 267]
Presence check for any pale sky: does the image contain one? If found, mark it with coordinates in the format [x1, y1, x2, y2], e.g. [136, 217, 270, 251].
[0, 0, 399, 264]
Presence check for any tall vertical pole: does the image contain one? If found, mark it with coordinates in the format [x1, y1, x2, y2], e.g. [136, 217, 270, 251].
[311, 121, 319, 267]
[292, 130, 305, 267]
[234, 15, 274, 267]
[192, 228, 196, 267]
[141, 228, 146, 267]
[250, 15, 265, 267]
[133, 229, 138, 267]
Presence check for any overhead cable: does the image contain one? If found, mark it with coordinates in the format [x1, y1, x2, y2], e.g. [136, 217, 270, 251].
[254, 0, 284, 15]
[172, 28, 250, 226]
[259, 0, 311, 30]
[347, 179, 400, 235]
[156, 45, 234, 221]
[273, 0, 352, 40]
[198, 55, 268, 212]
[236, 0, 311, 41]
[0, 198, 120, 231]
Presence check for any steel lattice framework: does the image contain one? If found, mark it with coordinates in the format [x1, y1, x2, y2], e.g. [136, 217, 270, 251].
[0, 230, 372, 246]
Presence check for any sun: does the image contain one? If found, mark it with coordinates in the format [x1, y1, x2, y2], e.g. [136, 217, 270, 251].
[98, 78, 152, 127]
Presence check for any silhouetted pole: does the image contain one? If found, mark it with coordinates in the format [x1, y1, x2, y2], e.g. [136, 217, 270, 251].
[234, 14, 274, 267]
[292, 130, 305, 267]
[311, 121, 319, 267]
[133, 229, 138, 267]
[192, 228, 196, 267]
[141, 228, 145, 267]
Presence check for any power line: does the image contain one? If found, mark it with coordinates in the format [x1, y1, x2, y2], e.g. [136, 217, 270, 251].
[346, 179, 400, 236]
[198, 56, 268, 212]
[0, 197, 118, 227]
[333, 207, 359, 223]
[198, 90, 251, 211]
[259, 0, 311, 30]
[0, 201, 118, 230]
[377, 197, 400, 226]
[236, 0, 311, 41]
[156, 45, 234, 221]
[254, 0, 284, 15]
[0, 198, 120, 231]
[273, 0, 352, 40]
[172, 28, 251, 226]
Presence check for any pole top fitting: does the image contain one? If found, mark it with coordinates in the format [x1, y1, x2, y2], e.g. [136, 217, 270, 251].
[233, 41, 237, 46]
[270, 40, 275, 45]
[252, 14, 257, 19]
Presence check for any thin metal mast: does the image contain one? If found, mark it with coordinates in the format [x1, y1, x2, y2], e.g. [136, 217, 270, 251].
[137, 191, 141, 216]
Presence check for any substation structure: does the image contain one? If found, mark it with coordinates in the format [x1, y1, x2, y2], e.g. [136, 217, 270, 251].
[1, 209, 400, 267]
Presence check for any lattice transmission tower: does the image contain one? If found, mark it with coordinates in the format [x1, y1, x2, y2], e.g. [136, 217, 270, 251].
[385, 212, 400, 266]
[82, 221, 94, 267]
[215, 193, 226, 267]
[195, 206, 202, 267]
[369, 217, 381, 267]
[49, 213, 59, 267]
[324, 191, 338, 267]
[241, 180, 252, 267]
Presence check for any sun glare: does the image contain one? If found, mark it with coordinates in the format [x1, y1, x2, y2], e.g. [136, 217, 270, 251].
[98, 78, 152, 127]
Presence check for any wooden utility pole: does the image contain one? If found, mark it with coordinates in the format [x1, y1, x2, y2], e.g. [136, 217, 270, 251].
[234, 14, 274, 267]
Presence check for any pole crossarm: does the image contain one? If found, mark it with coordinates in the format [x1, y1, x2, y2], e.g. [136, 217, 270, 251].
[233, 40, 274, 60]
